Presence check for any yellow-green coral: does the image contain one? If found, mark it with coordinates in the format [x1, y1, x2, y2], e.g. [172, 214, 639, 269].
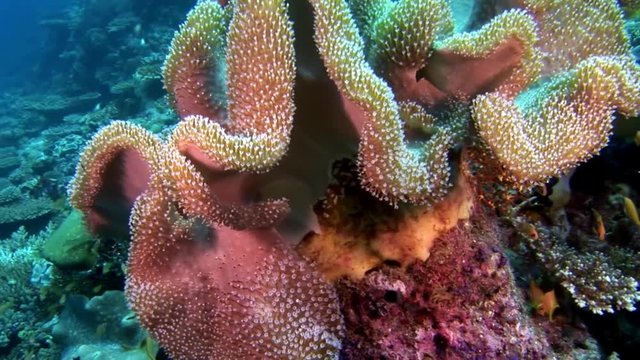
[310, 0, 455, 206]
[469, 0, 639, 186]
[311, 0, 640, 206]
[162, 0, 230, 118]
[473, 56, 640, 184]
[68, 121, 163, 211]
[309, 0, 546, 205]
[364, 0, 454, 68]
[166, 0, 295, 173]
[524, 0, 632, 74]
[225, 0, 295, 137]
[435, 9, 541, 99]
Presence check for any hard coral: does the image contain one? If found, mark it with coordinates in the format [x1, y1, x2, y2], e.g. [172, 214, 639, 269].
[516, 205, 640, 315]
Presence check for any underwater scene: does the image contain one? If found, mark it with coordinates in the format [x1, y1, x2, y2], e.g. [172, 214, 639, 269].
[2, 0, 640, 359]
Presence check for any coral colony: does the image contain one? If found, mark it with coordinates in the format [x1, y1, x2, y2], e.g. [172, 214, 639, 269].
[63, 0, 640, 359]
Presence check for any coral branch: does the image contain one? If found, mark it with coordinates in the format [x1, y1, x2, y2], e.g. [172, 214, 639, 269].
[524, 0, 632, 74]
[68, 121, 162, 233]
[163, 0, 230, 119]
[166, 0, 295, 173]
[473, 56, 640, 184]
[427, 9, 541, 100]
[161, 144, 289, 229]
[309, 0, 454, 205]
[363, 0, 453, 69]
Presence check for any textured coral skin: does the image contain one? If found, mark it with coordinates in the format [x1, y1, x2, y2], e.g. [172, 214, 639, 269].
[164, 0, 296, 173]
[337, 207, 551, 359]
[69, 1, 346, 358]
[126, 185, 344, 359]
[69, 122, 347, 359]
[68, 121, 162, 237]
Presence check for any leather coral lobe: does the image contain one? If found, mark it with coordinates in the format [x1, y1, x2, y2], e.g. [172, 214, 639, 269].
[68, 0, 344, 359]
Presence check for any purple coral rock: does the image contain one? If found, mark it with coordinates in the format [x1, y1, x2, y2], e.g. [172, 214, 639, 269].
[337, 210, 551, 359]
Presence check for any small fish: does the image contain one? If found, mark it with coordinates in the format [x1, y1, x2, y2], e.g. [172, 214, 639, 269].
[519, 222, 538, 239]
[541, 290, 559, 320]
[529, 281, 559, 320]
[635, 130, 640, 146]
[529, 281, 544, 307]
[623, 197, 640, 226]
[591, 209, 606, 241]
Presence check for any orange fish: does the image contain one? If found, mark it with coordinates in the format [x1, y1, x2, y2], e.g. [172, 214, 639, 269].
[529, 281, 559, 320]
[591, 209, 606, 241]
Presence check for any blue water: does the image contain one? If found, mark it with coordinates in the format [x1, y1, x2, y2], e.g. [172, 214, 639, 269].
[0, 0, 69, 89]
